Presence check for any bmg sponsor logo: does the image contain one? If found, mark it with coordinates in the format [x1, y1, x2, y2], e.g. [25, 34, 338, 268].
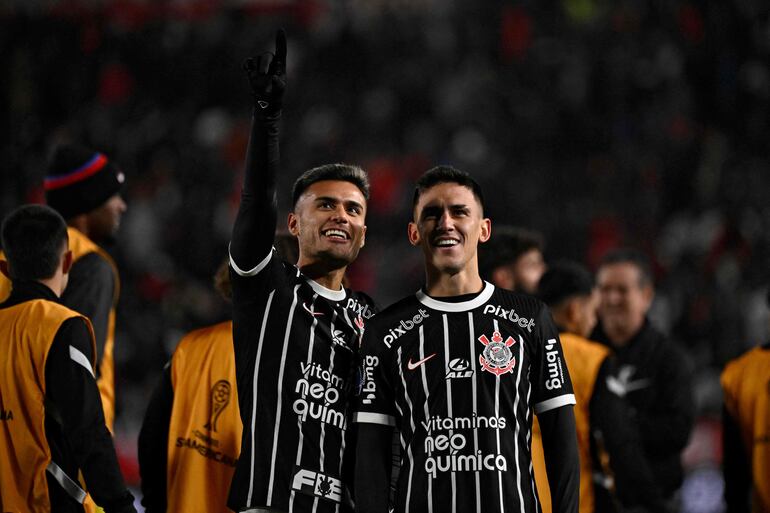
[382, 309, 430, 348]
[482, 304, 535, 332]
[545, 338, 565, 391]
[360, 355, 379, 405]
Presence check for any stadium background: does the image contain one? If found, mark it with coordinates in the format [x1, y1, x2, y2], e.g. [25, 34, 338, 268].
[2, 0, 769, 511]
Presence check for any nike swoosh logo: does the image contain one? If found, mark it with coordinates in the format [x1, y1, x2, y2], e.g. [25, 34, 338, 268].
[302, 303, 324, 317]
[606, 376, 651, 398]
[407, 353, 437, 371]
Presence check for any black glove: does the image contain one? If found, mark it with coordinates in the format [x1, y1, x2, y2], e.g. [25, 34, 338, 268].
[243, 29, 287, 118]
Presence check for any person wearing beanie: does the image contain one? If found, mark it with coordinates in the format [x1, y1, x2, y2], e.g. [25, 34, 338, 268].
[0, 204, 136, 513]
[1, 143, 127, 433]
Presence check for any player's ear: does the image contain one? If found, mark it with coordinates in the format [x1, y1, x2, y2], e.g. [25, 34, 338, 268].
[0, 259, 9, 278]
[62, 250, 73, 275]
[479, 218, 491, 243]
[360, 225, 366, 249]
[407, 221, 420, 246]
[287, 212, 299, 236]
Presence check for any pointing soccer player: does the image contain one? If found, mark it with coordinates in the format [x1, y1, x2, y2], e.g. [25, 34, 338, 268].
[354, 166, 579, 513]
[227, 30, 375, 513]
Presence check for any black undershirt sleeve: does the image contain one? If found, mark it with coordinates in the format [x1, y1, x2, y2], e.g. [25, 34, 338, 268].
[591, 359, 669, 512]
[722, 405, 751, 513]
[230, 111, 281, 270]
[46, 317, 135, 513]
[138, 363, 174, 513]
[355, 423, 394, 513]
[539, 406, 580, 513]
[60, 253, 114, 370]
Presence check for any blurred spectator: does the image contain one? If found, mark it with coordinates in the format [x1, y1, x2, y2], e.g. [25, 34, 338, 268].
[479, 225, 546, 294]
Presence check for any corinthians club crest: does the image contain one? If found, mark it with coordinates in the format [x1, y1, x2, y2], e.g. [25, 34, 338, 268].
[478, 331, 517, 376]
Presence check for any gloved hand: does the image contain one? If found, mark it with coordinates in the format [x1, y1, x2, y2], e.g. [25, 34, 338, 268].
[243, 29, 287, 118]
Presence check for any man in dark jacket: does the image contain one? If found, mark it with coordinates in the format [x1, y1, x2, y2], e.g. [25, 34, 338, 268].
[592, 249, 695, 505]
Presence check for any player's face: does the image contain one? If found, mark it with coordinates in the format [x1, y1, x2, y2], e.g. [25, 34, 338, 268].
[86, 194, 127, 243]
[289, 180, 367, 269]
[513, 248, 546, 294]
[597, 262, 652, 338]
[408, 182, 490, 276]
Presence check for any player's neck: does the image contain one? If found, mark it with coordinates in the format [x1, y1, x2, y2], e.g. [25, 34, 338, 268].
[299, 263, 346, 292]
[424, 267, 484, 298]
[67, 217, 90, 238]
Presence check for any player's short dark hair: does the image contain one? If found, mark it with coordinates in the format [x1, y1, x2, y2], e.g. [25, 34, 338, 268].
[479, 226, 544, 279]
[291, 164, 369, 208]
[412, 165, 485, 211]
[1, 204, 69, 281]
[537, 260, 594, 308]
[598, 248, 653, 287]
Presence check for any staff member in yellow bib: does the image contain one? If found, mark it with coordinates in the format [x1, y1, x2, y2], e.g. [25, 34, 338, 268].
[0, 204, 135, 513]
[138, 235, 299, 513]
[0, 144, 126, 432]
[531, 261, 667, 513]
[721, 291, 770, 513]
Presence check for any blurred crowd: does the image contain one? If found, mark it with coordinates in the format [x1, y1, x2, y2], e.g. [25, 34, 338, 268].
[2, 0, 770, 505]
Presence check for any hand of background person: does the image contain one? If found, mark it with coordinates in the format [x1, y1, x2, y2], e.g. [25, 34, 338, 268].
[243, 29, 286, 117]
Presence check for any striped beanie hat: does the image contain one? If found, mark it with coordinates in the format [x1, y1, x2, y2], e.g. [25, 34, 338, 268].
[44, 144, 125, 219]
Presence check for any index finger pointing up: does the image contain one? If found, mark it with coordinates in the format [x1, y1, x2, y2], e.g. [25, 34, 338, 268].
[273, 29, 287, 74]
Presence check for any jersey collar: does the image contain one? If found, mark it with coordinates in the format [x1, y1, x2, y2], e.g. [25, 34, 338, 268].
[416, 281, 495, 312]
[306, 277, 347, 301]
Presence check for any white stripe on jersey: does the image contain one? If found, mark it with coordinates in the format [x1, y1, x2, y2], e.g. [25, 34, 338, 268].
[512, 335, 526, 513]
[68, 345, 94, 377]
[418, 325, 433, 513]
[247, 290, 275, 506]
[353, 412, 396, 425]
[468, 312, 481, 513]
[442, 315, 456, 513]
[534, 394, 576, 414]
[289, 294, 319, 513]
[492, 319, 505, 512]
[397, 346, 416, 513]
[266, 284, 301, 506]
[230, 246, 273, 277]
[526, 370, 540, 513]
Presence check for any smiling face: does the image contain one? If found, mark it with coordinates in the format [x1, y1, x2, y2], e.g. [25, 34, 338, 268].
[597, 262, 653, 345]
[408, 182, 491, 277]
[288, 180, 367, 270]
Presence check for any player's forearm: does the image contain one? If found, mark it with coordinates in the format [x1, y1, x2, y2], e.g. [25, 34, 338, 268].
[355, 423, 394, 513]
[230, 114, 280, 268]
[138, 365, 174, 513]
[539, 406, 579, 513]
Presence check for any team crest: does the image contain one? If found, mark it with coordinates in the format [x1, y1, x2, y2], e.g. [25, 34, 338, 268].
[478, 331, 517, 376]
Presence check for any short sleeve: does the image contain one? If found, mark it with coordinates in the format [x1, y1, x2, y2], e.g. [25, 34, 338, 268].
[530, 304, 575, 415]
[353, 326, 397, 427]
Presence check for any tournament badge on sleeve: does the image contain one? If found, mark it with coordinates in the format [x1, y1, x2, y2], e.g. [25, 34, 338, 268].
[478, 331, 518, 376]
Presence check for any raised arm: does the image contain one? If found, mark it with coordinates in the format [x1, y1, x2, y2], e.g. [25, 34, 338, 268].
[230, 29, 287, 270]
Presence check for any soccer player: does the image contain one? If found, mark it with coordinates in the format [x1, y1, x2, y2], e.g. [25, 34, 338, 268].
[354, 166, 579, 513]
[0, 143, 127, 432]
[0, 204, 135, 513]
[227, 31, 375, 513]
[720, 291, 770, 513]
[137, 234, 298, 513]
[592, 249, 695, 505]
[479, 225, 546, 294]
[532, 261, 668, 513]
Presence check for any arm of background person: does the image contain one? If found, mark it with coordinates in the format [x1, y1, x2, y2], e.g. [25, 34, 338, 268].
[355, 423, 394, 513]
[230, 30, 286, 270]
[636, 344, 696, 454]
[46, 317, 136, 513]
[722, 405, 750, 513]
[60, 252, 114, 369]
[539, 405, 579, 513]
[137, 363, 174, 513]
[591, 358, 669, 512]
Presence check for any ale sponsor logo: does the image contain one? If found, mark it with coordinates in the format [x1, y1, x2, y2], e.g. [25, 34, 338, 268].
[445, 358, 474, 379]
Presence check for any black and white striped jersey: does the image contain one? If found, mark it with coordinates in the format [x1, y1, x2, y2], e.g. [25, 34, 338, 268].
[227, 248, 375, 513]
[354, 282, 575, 513]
